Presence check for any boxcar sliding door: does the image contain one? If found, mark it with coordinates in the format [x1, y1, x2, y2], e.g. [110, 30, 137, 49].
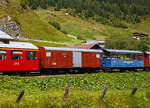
[73, 52, 82, 68]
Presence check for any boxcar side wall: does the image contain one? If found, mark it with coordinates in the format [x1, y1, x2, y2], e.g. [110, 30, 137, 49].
[39, 46, 74, 69]
[46, 51, 73, 68]
[82, 52, 101, 68]
[38, 46, 47, 68]
[144, 54, 150, 67]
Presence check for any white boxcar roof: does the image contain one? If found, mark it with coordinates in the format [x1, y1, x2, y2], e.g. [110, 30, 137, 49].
[44, 46, 103, 53]
[0, 30, 14, 40]
[0, 41, 38, 49]
[145, 51, 150, 54]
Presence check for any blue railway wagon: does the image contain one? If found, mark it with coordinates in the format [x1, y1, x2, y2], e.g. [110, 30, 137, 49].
[100, 49, 144, 72]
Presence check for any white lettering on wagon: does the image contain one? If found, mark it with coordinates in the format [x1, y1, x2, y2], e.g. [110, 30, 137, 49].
[13, 62, 20, 66]
[123, 61, 134, 64]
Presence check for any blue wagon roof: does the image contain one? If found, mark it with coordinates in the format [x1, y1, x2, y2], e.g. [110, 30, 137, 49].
[101, 49, 143, 54]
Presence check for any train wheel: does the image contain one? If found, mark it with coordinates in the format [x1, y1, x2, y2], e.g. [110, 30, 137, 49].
[145, 67, 149, 72]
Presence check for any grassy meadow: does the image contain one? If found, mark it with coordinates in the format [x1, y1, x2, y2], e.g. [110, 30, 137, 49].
[0, 72, 150, 107]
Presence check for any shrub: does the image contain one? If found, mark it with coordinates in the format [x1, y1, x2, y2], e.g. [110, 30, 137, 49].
[61, 29, 68, 34]
[20, 0, 28, 9]
[111, 19, 128, 28]
[48, 21, 61, 31]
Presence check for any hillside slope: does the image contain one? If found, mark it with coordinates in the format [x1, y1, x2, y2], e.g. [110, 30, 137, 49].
[35, 9, 150, 40]
[0, 0, 80, 45]
[0, 0, 150, 47]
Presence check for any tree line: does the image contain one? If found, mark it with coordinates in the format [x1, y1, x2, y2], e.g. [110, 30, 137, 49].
[21, 0, 150, 27]
[105, 36, 150, 51]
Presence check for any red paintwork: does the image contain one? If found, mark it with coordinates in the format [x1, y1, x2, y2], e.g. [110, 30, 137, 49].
[0, 48, 39, 72]
[38, 46, 73, 69]
[144, 54, 150, 67]
[82, 52, 101, 68]
[38, 46, 101, 69]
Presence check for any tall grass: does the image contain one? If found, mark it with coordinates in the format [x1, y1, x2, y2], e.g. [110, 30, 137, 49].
[0, 90, 150, 108]
[0, 72, 150, 107]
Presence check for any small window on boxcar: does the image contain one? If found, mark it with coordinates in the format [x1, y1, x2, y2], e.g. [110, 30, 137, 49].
[0, 50, 6, 60]
[96, 54, 100, 58]
[46, 52, 51, 57]
[11, 51, 23, 60]
[26, 51, 37, 60]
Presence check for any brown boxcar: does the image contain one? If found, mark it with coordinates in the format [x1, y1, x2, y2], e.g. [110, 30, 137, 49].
[38, 46, 73, 69]
[38, 46, 102, 71]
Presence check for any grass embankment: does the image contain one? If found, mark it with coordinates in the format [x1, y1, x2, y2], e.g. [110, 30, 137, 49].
[16, 40, 65, 47]
[0, 72, 150, 107]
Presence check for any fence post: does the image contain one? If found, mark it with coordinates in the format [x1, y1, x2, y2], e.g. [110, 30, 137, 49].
[16, 90, 25, 103]
[100, 87, 108, 100]
[63, 87, 70, 100]
[131, 88, 137, 96]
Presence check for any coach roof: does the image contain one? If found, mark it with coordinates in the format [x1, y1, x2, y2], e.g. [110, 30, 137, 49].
[0, 41, 38, 49]
[144, 51, 150, 54]
[102, 49, 143, 54]
[44, 46, 103, 53]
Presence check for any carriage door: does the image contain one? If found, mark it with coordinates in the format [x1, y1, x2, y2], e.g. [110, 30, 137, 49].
[73, 52, 82, 68]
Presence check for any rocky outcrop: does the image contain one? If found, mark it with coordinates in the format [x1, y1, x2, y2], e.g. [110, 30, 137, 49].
[0, 16, 24, 39]
[0, 0, 8, 6]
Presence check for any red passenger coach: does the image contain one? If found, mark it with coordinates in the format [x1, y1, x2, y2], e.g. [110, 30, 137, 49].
[0, 42, 39, 73]
[38, 46, 102, 72]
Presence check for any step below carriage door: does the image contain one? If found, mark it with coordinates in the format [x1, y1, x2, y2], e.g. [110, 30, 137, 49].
[73, 51, 82, 68]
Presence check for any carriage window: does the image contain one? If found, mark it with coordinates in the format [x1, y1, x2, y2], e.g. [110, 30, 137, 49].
[0, 50, 6, 60]
[138, 55, 143, 60]
[96, 54, 100, 58]
[11, 51, 23, 60]
[26, 51, 37, 60]
[46, 52, 51, 57]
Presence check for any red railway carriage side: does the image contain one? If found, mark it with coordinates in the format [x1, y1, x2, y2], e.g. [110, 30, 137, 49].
[0, 42, 39, 72]
[82, 52, 101, 68]
[144, 52, 150, 70]
[38, 46, 73, 69]
[38, 46, 102, 71]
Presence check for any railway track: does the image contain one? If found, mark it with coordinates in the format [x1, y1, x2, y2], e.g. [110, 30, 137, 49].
[0, 71, 101, 77]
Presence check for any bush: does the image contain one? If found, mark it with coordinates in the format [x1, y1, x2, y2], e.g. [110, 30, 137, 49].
[20, 0, 27, 9]
[77, 36, 85, 40]
[112, 19, 128, 28]
[61, 29, 68, 34]
[48, 21, 61, 30]
[66, 8, 76, 17]
[93, 15, 110, 25]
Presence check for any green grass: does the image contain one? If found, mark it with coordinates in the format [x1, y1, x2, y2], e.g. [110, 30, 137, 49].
[17, 10, 74, 42]
[0, 72, 150, 107]
[133, 19, 150, 35]
[16, 40, 66, 47]
[0, 89, 150, 108]
[35, 9, 143, 40]
[35, 9, 150, 41]
[1, 72, 150, 91]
